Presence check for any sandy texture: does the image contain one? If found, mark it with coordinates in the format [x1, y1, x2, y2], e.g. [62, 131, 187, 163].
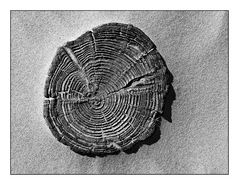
[10, 11, 228, 174]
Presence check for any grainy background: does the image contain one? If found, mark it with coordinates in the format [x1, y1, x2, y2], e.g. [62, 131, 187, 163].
[10, 11, 228, 174]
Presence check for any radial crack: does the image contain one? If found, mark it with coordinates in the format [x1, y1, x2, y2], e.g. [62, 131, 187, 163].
[63, 46, 90, 91]
[106, 71, 157, 96]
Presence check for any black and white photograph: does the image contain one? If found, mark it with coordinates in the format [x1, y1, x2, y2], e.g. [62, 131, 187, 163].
[10, 10, 228, 175]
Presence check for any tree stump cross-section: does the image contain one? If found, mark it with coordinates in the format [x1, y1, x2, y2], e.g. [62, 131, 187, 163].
[43, 23, 171, 156]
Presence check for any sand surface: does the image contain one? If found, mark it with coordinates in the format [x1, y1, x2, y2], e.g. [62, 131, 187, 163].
[11, 11, 228, 174]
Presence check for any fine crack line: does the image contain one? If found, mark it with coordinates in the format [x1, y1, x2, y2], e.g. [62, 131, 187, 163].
[90, 31, 98, 88]
[91, 31, 97, 53]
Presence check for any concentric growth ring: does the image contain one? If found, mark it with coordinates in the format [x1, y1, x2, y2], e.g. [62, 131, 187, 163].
[43, 23, 170, 155]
